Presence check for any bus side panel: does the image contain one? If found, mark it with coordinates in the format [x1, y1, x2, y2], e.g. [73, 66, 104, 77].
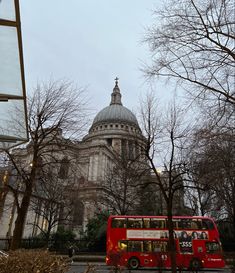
[203, 255, 226, 268]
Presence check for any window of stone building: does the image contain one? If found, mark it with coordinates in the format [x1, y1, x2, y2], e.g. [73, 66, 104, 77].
[73, 200, 84, 226]
[107, 138, 112, 146]
[115, 124, 118, 128]
[58, 156, 69, 179]
[35, 156, 43, 177]
[129, 141, 134, 159]
[121, 139, 127, 158]
[110, 124, 113, 128]
[135, 141, 140, 157]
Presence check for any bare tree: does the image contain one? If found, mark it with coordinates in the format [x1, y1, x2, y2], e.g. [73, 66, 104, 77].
[139, 92, 192, 273]
[3, 80, 89, 250]
[29, 168, 76, 243]
[184, 160, 217, 217]
[144, 0, 235, 106]
[98, 151, 149, 215]
[136, 178, 164, 216]
[188, 126, 235, 230]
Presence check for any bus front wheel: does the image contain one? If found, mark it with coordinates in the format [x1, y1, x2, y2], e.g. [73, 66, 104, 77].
[128, 257, 140, 269]
[190, 258, 202, 270]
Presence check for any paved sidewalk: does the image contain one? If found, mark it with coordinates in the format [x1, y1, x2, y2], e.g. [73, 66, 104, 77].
[62, 254, 106, 263]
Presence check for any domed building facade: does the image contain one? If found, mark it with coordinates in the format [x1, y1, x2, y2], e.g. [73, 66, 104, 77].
[74, 79, 147, 231]
[0, 79, 186, 242]
[0, 79, 149, 242]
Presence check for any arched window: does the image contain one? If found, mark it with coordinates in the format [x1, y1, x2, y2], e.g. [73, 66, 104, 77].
[58, 157, 69, 179]
[73, 201, 84, 226]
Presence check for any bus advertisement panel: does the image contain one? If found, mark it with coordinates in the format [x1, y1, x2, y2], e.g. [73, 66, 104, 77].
[106, 215, 225, 270]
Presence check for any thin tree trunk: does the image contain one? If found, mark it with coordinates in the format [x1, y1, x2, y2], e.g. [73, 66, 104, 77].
[10, 187, 32, 250]
[233, 211, 235, 239]
[167, 203, 177, 273]
[10, 154, 37, 250]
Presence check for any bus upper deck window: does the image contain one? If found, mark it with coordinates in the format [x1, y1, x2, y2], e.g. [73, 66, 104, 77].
[151, 219, 165, 228]
[112, 218, 126, 228]
[127, 218, 143, 228]
[178, 219, 191, 229]
[173, 220, 178, 228]
[196, 220, 202, 229]
[143, 218, 150, 228]
[202, 219, 215, 230]
[191, 220, 199, 229]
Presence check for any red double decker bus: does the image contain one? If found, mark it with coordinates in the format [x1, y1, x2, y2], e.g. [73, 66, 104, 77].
[106, 215, 225, 270]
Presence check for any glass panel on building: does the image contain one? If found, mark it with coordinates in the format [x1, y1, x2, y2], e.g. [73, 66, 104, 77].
[0, 0, 28, 149]
[0, 0, 16, 21]
[0, 100, 27, 149]
[0, 26, 22, 97]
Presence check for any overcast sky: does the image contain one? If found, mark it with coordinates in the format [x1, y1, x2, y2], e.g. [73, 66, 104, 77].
[20, 1, 175, 117]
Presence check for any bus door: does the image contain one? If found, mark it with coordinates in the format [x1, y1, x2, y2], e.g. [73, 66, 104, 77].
[152, 241, 169, 267]
[204, 241, 225, 268]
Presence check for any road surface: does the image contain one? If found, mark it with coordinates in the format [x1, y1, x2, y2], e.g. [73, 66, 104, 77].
[67, 263, 231, 273]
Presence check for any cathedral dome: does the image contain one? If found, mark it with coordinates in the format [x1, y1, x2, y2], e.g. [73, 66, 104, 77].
[92, 79, 139, 127]
[93, 104, 138, 126]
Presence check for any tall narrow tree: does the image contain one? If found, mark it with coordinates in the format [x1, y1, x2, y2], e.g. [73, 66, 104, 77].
[139, 93, 192, 273]
[4, 81, 89, 249]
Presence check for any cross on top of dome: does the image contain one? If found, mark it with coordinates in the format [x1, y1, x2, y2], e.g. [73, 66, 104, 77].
[115, 77, 119, 86]
[110, 77, 122, 105]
